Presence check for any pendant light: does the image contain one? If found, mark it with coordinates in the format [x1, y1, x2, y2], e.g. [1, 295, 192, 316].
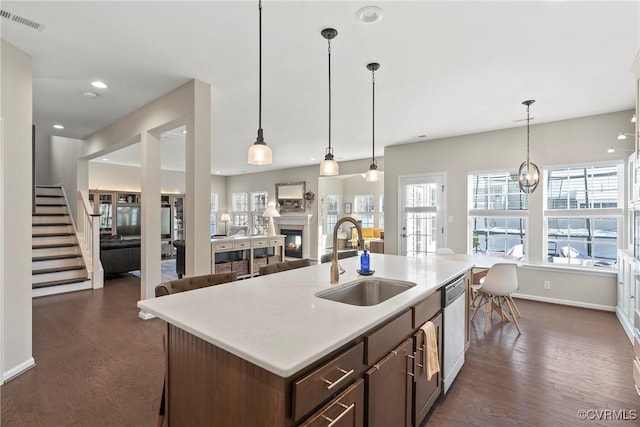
[319, 28, 339, 176]
[364, 62, 381, 183]
[248, 0, 272, 165]
[516, 99, 540, 193]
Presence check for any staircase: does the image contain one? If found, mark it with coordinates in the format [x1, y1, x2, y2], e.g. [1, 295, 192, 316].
[32, 185, 91, 297]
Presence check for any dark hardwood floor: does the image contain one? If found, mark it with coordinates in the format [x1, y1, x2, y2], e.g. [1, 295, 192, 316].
[1, 273, 638, 426]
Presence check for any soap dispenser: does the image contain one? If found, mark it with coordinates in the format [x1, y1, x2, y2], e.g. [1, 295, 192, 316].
[360, 248, 370, 273]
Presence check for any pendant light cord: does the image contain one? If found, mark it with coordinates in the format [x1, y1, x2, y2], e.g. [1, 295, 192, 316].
[371, 67, 375, 163]
[525, 102, 530, 168]
[258, 0, 262, 132]
[328, 38, 332, 152]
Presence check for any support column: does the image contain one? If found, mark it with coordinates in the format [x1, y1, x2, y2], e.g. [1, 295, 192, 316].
[185, 80, 212, 276]
[139, 130, 162, 319]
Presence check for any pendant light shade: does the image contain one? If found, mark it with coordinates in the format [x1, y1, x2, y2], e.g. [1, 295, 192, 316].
[319, 28, 339, 176]
[516, 99, 540, 193]
[364, 62, 381, 183]
[248, 0, 272, 165]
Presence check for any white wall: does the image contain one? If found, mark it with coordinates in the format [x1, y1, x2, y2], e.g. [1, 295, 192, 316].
[35, 131, 50, 185]
[50, 136, 84, 222]
[384, 110, 635, 309]
[1, 39, 34, 381]
[89, 162, 185, 194]
[227, 158, 376, 260]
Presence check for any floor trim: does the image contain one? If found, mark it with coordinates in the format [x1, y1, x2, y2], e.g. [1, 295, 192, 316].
[3, 357, 36, 382]
[32, 280, 92, 298]
[512, 293, 615, 312]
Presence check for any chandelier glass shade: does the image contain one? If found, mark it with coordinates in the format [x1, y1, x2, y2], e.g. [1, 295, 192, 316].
[516, 99, 540, 194]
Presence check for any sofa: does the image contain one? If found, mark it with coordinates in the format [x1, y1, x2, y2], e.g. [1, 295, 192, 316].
[100, 235, 141, 275]
[350, 227, 384, 249]
[258, 258, 311, 276]
[155, 272, 237, 297]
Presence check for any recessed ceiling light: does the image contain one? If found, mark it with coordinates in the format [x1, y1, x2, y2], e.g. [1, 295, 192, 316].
[607, 147, 615, 153]
[91, 80, 108, 89]
[355, 6, 383, 24]
[310, 157, 316, 161]
[53, 124, 64, 129]
[182, 130, 187, 134]
[102, 158, 109, 162]
[216, 171, 221, 174]
[83, 91, 98, 98]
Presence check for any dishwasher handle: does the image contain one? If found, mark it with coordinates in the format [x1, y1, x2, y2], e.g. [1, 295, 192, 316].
[443, 276, 465, 307]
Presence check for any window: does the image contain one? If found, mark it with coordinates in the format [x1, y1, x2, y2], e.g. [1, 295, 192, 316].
[250, 191, 269, 235]
[325, 195, 340, 235]
[354, 194, 375, 228]
[468, 172, 528, 258]
[232, 192, 249, 227]
[210, 193, 219, 235]
[544, 163, 623, 268]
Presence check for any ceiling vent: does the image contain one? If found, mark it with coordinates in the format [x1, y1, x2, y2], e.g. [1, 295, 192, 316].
[1, 10, 45, 31]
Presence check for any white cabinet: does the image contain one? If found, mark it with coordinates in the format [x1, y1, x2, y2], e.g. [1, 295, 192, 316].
[617, 250, 636, 342]
[211, 235, 284, 278]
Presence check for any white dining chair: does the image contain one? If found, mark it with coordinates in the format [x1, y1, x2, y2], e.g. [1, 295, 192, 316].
[470, 263, 522, 334]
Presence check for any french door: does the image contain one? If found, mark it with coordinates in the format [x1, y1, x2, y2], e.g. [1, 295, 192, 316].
[399, 174, 445, 257]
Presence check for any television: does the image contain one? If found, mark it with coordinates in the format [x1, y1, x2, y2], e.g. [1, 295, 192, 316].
[116, 205, 141, 237]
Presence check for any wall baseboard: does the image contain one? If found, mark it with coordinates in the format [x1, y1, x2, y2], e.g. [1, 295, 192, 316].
[512, 293, 616, 312]
[615, 308, 635, 343]
[3, 357, 35, 383]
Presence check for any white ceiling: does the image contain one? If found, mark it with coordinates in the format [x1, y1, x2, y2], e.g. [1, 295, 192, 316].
[2, 1, 639, 175]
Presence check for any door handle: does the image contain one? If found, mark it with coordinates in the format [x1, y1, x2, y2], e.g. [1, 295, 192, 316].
[401, 234, 407, 238]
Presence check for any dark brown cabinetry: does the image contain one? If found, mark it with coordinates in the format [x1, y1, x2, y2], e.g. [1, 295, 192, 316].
[164, 279, 463, 427]
[366, 338, 413, 427]
[413, 313, 442, 426]
[300, 379, 365, 427]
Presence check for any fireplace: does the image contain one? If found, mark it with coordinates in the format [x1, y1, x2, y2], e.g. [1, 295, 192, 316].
[276, 214, 312, 260]
[281, 229, 303, 258]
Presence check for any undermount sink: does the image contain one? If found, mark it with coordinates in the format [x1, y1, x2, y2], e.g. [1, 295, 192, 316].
[316, 278, 416, 307]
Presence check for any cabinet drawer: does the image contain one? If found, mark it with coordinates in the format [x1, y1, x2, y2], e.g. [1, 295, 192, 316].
[233, 241, 251, 249]
[365, 310, 413, 365]
[412, 290, 441, 329]
[299, 378, 364, 427]
[292, 342, 365, 422]
[270, 238, 283, 246]
[213, 242, 233, 251]
[252, 238, 268, 248]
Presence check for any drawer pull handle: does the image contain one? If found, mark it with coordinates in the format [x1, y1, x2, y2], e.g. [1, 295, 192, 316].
[321, 402, 355, 426]
[323, 368, 354, 390]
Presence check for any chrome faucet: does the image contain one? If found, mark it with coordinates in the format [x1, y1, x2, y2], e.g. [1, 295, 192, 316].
[331, 217, 364, 284]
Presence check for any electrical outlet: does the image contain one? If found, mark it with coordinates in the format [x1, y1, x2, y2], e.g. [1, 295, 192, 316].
[543, 280, 551, 290]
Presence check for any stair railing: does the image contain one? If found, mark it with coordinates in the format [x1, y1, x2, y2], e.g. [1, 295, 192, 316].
[77, 190, 104, 289]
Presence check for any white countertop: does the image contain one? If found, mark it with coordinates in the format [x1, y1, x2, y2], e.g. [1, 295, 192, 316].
[138, 253, 474, 377]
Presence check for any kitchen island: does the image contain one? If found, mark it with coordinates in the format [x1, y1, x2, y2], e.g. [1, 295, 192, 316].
[138, 253, 474, 426]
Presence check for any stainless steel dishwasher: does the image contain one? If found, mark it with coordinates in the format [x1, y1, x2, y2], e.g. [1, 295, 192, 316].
[442, 274, 466, 394]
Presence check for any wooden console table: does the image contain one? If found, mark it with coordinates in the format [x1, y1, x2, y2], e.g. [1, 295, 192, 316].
[211, 235, 285, 279]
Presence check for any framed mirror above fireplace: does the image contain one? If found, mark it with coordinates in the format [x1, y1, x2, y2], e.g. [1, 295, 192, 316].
[276, 182, 305, 213]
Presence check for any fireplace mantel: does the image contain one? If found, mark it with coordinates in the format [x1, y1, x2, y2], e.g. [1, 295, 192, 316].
[275, 214, 312, 259]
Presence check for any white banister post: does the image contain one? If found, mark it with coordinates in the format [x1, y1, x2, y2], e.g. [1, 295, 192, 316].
[90, 213, 103, 289]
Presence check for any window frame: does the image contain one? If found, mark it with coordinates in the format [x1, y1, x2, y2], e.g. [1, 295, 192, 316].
[467, 170, 529, 259]
[543, 161, 624, 269]
[353, 194, 375, 228]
